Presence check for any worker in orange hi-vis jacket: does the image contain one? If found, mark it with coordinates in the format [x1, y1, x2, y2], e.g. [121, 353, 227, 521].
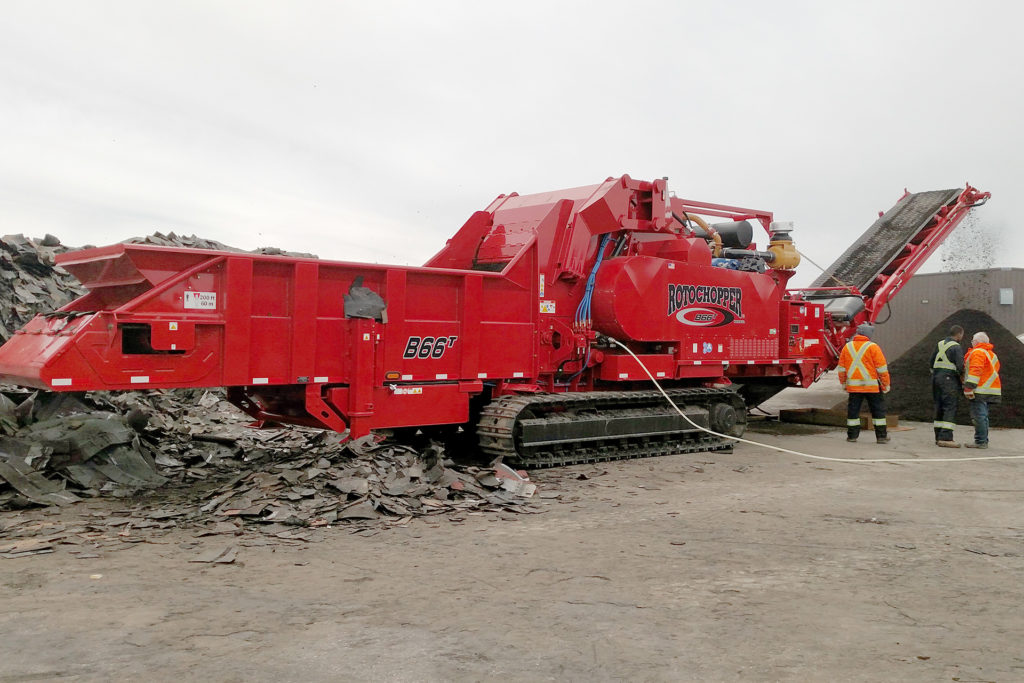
[837, 322, 891, 444]
[963, 331, 1001, 449]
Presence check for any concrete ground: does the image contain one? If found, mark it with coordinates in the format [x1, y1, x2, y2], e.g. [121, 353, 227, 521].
[757, 371, 848, 413]
[2, 384, 1023, 681]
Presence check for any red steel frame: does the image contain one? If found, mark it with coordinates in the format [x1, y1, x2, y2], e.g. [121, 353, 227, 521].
[862, 185, 990, 322]
[0, 175, 988, 438]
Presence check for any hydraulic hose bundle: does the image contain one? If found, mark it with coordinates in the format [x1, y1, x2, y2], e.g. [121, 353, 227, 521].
[574, 233, 612, 329]
[568, 233, 613, 382]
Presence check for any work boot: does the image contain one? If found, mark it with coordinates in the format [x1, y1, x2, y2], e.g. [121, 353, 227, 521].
[846, 438, 857, 442]
[876, 437, 890, 444]
[936, 440, 961, 448]
[965, 443, 988, 449]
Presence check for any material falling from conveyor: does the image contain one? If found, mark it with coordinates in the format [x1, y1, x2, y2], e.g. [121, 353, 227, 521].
[811, 188, 962, 294]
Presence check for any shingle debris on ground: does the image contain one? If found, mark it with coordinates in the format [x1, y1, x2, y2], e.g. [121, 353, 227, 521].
[0, 388, 542, 538]
[0, 232, 544, 553]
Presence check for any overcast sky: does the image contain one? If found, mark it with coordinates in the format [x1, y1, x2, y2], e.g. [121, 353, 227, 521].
[1, 1, 1020, 287]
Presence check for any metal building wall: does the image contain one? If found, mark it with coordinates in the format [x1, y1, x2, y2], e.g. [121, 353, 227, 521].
[873, 268, 1024, 360]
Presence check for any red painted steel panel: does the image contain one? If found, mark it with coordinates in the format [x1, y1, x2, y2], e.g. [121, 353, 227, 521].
[597, 354, 675, 381]
[290, 262, 319, 382]
[0, 177, 988, 436]
[150, 321, 196, 351]
[250, 262, 292, 318]
[223, 258, 253, 385]
[314, 318, 347, 379]
[591, 256, 784, 362]
[249, 317, 292, 382]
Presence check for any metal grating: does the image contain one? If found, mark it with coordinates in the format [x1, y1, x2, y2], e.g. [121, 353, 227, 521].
[811, 189, 962, 292]
[729, 337, 776, 358]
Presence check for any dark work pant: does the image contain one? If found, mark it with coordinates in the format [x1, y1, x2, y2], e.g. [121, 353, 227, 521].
[846, 392, 887, 440]
[932, 373, 960, 442]
[968, 399, 990, 445]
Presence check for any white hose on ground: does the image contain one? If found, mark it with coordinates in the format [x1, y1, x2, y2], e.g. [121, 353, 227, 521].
[604, 336, 1024, 464]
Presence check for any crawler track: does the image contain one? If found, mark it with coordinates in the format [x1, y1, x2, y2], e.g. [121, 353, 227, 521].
[477, 388, 746, 468]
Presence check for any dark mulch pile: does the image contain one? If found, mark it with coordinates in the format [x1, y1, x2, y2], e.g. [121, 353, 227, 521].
[884, 309, 1023, 427]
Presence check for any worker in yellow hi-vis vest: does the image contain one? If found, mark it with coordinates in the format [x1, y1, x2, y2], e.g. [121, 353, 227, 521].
[837, 323, 891, 444]
[930, 324, 965, 447]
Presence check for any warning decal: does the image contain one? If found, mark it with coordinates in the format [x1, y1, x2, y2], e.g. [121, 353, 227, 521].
[184, 291, 217, 310]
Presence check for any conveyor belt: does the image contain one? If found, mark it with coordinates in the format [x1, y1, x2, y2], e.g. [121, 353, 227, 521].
[811, 189, 961, 293]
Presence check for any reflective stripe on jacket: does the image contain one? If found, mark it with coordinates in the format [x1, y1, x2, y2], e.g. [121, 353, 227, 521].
[932, 339, 960, 372]
[837, 335, 890, 393]
[965, 343, 1001, 396]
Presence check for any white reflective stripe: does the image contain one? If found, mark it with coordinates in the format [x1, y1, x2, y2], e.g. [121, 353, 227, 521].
[846, 418, 861, 426]
[872, 418, 887, 426]
[875, 365, 888, 374]
[51, 378, 72, 387]
[845, 341, 879, 388]
[978, 350, 1000, 392]
[967, 347, 992, 364]
[967, 348, 1001, 393]
[933, 340, 958, 370]
[836, 365, 847, 373]
[933, 421, 957, 430]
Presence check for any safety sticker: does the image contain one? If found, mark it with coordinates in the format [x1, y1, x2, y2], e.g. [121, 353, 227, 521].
[392, 386, 423, 395]
[540, 300, 556, 314]
[539, 274, 545, 297]
[184, 291, 216, 309]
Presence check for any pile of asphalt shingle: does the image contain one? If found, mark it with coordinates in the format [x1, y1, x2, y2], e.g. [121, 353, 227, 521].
[127, 230, 317, 258]
[0, 234, 83, 341]
[0, 233, 540, 535]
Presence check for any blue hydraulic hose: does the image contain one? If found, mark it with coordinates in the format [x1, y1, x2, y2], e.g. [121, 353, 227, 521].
[575, 233, 611, 326]
[570, 233, 613, 380]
